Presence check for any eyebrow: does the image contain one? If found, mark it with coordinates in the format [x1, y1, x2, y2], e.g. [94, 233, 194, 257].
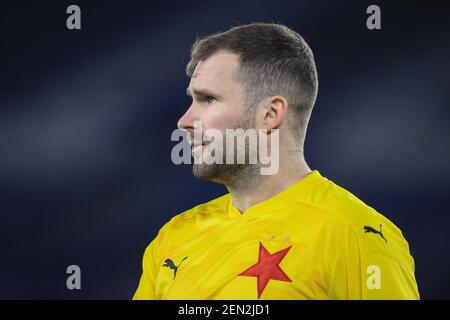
[186, 87, 221, 98]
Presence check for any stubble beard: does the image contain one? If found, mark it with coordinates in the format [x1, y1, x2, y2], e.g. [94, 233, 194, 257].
[192, 114, 263, 191]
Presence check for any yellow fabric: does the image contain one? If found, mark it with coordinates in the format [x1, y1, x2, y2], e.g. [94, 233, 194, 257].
[133, 170, 419, 300]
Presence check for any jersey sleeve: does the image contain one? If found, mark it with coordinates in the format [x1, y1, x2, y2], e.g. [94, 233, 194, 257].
[328, 227, 420, 300]
[133, 237, 159, 300]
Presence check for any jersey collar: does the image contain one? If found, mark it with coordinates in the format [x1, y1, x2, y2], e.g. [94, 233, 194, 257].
[227, 170, 324, 219]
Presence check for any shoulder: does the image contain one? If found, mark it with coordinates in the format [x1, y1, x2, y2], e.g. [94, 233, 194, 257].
[299, 174, 412, 260]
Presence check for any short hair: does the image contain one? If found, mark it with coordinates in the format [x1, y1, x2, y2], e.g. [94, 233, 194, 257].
[186, 23, 318, 141]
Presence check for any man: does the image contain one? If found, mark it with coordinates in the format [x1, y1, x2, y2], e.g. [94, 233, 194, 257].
[133, 23, 419, 299]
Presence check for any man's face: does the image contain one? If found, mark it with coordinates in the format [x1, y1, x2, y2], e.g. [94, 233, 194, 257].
[178, 51, 256, 183]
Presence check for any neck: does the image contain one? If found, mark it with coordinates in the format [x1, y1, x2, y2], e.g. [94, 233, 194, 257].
[226, 158, 311, 213]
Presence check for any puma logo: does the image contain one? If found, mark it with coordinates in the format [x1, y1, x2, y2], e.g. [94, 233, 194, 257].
[162, 257, 188, 279]
[364, 224, 387, 243]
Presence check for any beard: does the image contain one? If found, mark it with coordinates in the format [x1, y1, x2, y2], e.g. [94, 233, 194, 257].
[192, 114, 262, 189]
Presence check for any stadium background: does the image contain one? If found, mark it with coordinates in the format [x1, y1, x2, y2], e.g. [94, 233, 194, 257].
[0, 0, 449, 299]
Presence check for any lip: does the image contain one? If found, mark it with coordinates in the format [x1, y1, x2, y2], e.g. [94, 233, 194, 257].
[192, 144, 203, 154]
[191, 142, 209, 154]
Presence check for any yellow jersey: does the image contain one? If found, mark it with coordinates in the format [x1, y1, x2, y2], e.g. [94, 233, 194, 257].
[133, 170, 419, 300]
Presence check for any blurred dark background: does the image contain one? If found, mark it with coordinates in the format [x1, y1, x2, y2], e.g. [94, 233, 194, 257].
[0, 0, 449, 299]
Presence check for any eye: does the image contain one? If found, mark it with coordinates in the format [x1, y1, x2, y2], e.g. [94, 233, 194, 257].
[206, 96, 216, 104]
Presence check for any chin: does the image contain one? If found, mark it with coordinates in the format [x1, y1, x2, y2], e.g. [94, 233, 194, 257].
[192, 164, 224, 184]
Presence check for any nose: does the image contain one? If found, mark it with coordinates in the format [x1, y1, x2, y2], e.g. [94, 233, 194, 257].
[177, 104, 196, 130]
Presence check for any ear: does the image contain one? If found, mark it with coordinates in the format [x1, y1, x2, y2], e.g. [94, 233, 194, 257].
[261, 96, 288, 132]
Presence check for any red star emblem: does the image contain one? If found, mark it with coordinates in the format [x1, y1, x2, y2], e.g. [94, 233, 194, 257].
[239, 242, 292, 298]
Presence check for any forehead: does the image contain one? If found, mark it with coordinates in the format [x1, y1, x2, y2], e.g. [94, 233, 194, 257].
[190, 51, 241, 91]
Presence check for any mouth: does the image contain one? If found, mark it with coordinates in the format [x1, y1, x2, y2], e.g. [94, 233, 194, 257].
[191, 142, 209, 154]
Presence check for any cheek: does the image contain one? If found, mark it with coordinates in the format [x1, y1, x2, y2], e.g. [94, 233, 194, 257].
[203, 104, 243, 130]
